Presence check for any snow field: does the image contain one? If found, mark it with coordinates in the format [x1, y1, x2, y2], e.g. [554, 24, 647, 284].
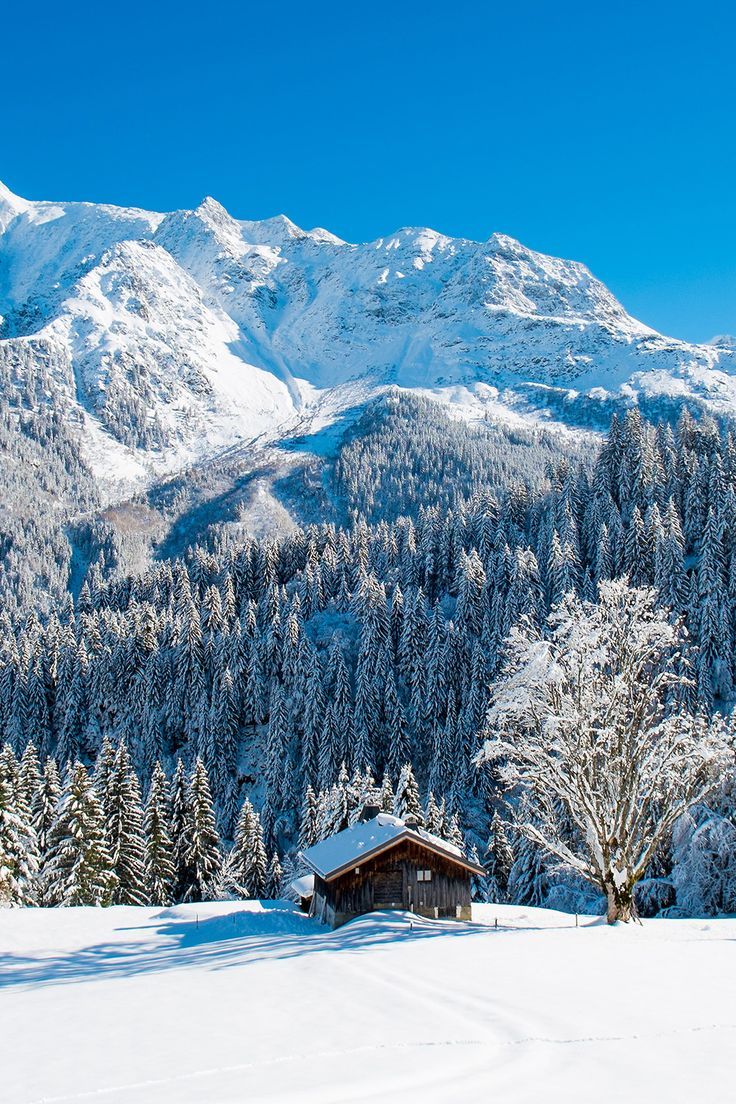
[2, 902, 734, 1103]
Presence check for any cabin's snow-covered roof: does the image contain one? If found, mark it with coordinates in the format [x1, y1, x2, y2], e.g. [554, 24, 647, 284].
[300, 813, 483, 880]
[288, 874, 315, 899]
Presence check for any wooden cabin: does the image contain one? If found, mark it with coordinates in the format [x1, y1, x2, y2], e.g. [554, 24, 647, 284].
[299, 808, 484, 928]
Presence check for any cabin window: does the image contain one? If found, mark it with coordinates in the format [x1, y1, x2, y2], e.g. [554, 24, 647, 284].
[417, 869, 432, 882]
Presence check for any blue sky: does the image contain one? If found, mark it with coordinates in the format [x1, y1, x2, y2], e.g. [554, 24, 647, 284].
[2, 0, 734, 342]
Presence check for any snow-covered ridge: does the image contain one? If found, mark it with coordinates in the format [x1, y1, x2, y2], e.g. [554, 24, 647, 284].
[0, 180, 733, 494]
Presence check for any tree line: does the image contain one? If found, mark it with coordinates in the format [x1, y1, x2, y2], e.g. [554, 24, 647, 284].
[2, 396, 736, 914]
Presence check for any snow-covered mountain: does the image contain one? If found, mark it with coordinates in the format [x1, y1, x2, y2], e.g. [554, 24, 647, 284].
[1, 179, 733, 495]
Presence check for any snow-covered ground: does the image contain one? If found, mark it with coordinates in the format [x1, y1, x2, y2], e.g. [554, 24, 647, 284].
[2, 902, 733, 1103]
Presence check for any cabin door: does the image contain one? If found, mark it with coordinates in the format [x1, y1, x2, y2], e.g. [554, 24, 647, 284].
[373, 870, 404, 908]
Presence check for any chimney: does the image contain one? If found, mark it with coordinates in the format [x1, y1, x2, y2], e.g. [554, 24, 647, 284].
[403, 814, 419, 830]
[360, 802, 381, 822]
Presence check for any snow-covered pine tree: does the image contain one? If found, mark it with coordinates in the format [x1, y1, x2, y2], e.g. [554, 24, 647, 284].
[0, 771, 38, 905]
[93, 735, 116, 815]
[317, 702, 340, 794]
[329, 644, 353, 759]
[485, 811, 514, 902]
[424, 792, 442, 835]
[298, 785, 319, 852]
[300, 650, 324, 791]
[105, 741, 148, 905]
[144, 761, 176, 906]
[17, 742, 41, 814]
[508, 827, 548, 908]
[0, 743, 20, 794]
[43, 762, 117, 906]
[170, 758, 194, 902]
[184, 759, 222, 902]
[392, 763, 423, 825]
[318, 762, 350, 838]
[262, 683, 289, 841]
[264, 851, 283, 899]
[33, 757, 61, 861]
[446, 812, 465, 850]
[379, 772, 394, 813]
[226, 798, 267, 898]
[384, 670, 409, 779]
[210, 666, 239, 835]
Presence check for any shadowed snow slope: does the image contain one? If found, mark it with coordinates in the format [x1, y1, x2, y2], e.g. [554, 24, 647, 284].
[1, 182, 734, 497]
[1, 901, 734, 1103]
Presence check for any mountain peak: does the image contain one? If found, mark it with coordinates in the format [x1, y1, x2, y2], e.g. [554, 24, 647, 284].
[708, 335, 736, 350]
[238, 213, 309, 245]
[196, 195, 231, 219]
[0, 180, 30, 231]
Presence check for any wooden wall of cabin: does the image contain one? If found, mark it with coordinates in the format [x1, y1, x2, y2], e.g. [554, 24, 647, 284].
[320, 840, 472, 921]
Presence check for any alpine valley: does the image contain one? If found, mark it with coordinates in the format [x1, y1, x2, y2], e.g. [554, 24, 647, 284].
[1, 180, 736, 927]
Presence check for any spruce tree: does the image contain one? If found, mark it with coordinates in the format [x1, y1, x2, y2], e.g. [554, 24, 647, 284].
[43, 762, 117, 907]
[317, 702, 340, 794]
[0, 743, 20, 795]
[93, 735, 117, 816]
[185, 759, 222, 902]
[485, 811, 514, 902]
[298, 785, 319, 852]
[0, 772, 38, 905]
[17, 742, 41, 814]
[264, 851, 283, 899]
[144, 762, 176, 906]
[226, 798, 267, 898]
[170, 758, 194, 902]
[379, 772, 394, 813]
[33, 757, 61, 858]
[384, 671, 409, 779]
[262, 683, 289, 838]
[105, 741, 148, 905]
[424, 792, 442, 835]
[392, 763, 424, 825]
[446, 812, 465, 850]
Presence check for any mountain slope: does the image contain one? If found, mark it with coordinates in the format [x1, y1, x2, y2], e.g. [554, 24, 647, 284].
[0, 180, 733, 500]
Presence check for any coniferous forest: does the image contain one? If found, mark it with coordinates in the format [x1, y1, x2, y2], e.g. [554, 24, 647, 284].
[2, 392, 736, 916]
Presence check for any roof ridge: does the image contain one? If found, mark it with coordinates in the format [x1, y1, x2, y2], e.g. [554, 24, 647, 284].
[300, 818, 484, 880]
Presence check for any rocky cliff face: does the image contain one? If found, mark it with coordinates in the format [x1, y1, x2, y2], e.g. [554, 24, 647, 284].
[1, 181, 732, 496]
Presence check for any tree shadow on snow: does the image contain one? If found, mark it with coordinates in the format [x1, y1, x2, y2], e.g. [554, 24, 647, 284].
[0, 904, 512, 992]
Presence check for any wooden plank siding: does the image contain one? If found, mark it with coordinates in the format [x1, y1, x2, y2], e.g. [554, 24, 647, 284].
[311, 838, 473, 928]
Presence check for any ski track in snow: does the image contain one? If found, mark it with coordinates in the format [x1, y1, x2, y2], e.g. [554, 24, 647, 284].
[21, 1024, 736, 1104]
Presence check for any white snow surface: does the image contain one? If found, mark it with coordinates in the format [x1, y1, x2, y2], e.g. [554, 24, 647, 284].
[2, 901, 733, 1103]
[1, 181, 735, 497]
[301, 812, 465, 878]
